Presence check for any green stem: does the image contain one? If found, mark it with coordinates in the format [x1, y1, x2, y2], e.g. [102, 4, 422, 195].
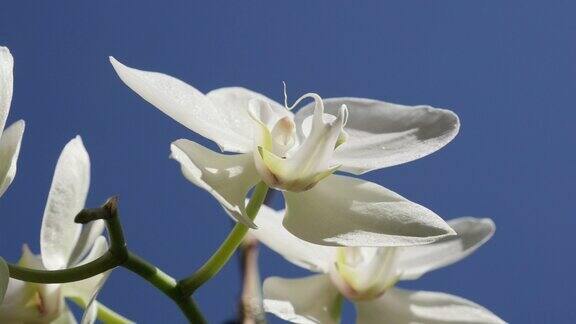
[7, 197, 207, 323]
[178, 182, 269, 296]
[8, 251, 119, 283]
[123, 252, 206, 324]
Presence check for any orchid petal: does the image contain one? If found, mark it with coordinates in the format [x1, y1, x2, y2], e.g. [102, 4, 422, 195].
[207, 86, 291, 135]
[263, 275, 341, 324]
[62, 236, 109, 303]
[295, 98, 459, 174]
[68, 219, 106, 267]
[332, 247, 400, 301]
[79, 273, 113, 324]
[111, 58, 282, 153]
[41, 136, 90, 270]
[250, 204, 334, 273]
[282, 174, 455, 247]
[396, 217, 495, 280]
[5, 245, 64, 322]
[0, 257, 8, 304]
[52, 307, 78, 324]
[0, 46, 14, 134]
[0, 120, 25, 198]
[355, 287, 505, 324]
[170, 139, 260, 227]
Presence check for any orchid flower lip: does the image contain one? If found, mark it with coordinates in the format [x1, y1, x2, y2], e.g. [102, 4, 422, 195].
[250, 92, 349, 192]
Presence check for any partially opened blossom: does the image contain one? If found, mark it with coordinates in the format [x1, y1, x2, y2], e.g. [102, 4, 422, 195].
[0, 137, 129, 324]
[110, 58, 460, 247]
[252, 205, 504, 323]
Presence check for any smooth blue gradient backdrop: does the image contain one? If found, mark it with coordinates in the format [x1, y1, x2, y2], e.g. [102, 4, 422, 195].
[0, 1, 573, 323]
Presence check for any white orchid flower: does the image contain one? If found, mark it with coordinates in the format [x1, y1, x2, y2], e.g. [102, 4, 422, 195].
[110, 58, 460, 247]
[251, 205, 505, 324]
[0, 46, 27, 304]
[0, 47, 26, 200]
[0, 137, 130, 324]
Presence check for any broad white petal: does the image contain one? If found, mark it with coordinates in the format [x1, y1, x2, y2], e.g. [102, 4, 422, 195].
[396, 218, 495, 280]
[170, 139, 260, 227]
[111, 58, 261, 153]
[295, 98, 459, 174]
[62, 236, 109, 302]
[355, 287, 505, 324]
[41, 136, 90, 270]
[283, 175, 455, 247]
[250, 204, 334, 273]
[0, 46, 14, 133]
[0, 257, 8, 304]
[263, 275, 341, 324]
[0, 120, 24, 198]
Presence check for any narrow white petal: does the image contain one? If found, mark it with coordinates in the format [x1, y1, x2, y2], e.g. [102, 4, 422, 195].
[250, 204, 334, 273]
[80, 300, 98, 324]
[0, 46, 14, 134]
[170, 139, 261, 227]
[41, 136, 90, 270]
[295, 98, 459, 174]
[355, 287, 505, 324]
[283, 175, 455, 247]
[0, 120, 25, 198]
[396, 218, 495, 280]
[62, 236, 109, 302]
[68, 220, 106, 267]
[263, 275, 341, 324]
[0, 257, 8, 304]
[110, 58, 257, 153]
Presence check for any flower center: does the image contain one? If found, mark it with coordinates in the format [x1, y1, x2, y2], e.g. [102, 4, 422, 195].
[249, 93, 348, 192]
[330, 247, 400, 301]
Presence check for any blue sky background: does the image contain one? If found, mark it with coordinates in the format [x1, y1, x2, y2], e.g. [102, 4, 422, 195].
[0, 1, 573, 323]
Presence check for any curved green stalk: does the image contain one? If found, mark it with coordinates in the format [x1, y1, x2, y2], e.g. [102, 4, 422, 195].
[8, 251, 119, 283]
[5, 197, 207, 323]
[123, 252, 206, 324]
[178, 182, 269, 296]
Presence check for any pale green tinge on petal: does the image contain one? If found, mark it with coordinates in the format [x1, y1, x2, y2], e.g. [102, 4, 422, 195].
[170, 139, 261, 228]
[255, 94, 346, 191]
[332, 247, 400, 301]
[0, 120, 25, 198]
[283, 174, 455, 247]
[0, 46, 14, 134]
[355, 287, 505, 324]
[263, 275, 341, 324]
[250, 204, 334, 273]
[207, 87, 292, 149]
[0, 257, 8, 304]
[396, 217, 496, 280]
[41, 136, 90, 270]
[294, 98, 460, 175]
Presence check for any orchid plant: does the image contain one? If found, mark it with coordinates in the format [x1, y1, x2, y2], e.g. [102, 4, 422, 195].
[0, 46, 505, 323]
